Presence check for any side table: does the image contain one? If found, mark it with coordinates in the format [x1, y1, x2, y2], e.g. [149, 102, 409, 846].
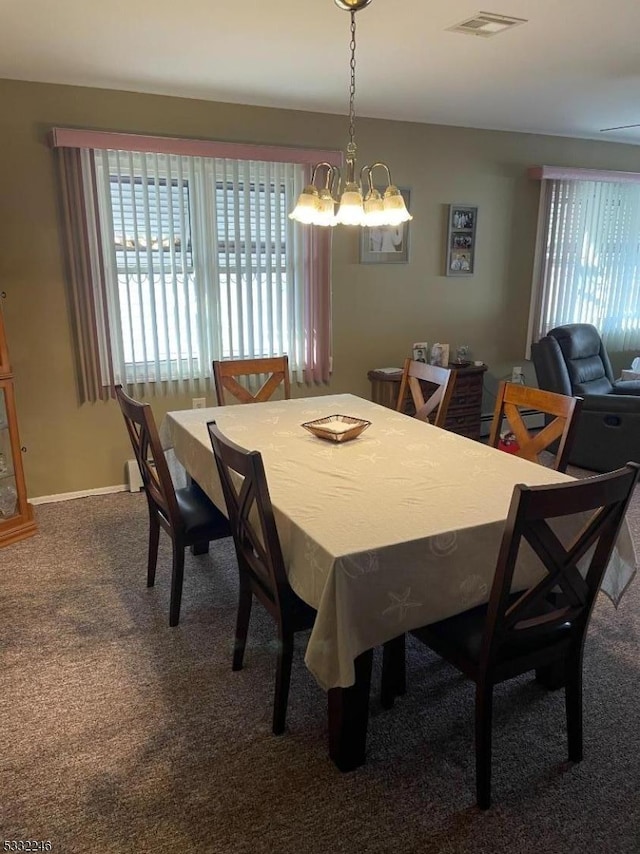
[367, 368, 404, 410]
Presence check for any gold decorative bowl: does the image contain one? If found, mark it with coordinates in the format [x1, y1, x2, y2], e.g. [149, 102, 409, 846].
[301, 414, 371, 443]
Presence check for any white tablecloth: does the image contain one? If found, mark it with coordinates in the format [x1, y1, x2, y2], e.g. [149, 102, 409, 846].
[160, 394, 637, 690]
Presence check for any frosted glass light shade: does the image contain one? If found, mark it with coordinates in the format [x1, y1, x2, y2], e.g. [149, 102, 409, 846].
[363, 189, 387, 227]
[382, 185, 412, 225]
[289, 185, 320, 223]
[336, 186, 365, 225]
[315, 189, 337, 226]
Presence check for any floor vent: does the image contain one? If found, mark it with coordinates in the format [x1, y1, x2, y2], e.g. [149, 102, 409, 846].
[447, 12, 528, 38]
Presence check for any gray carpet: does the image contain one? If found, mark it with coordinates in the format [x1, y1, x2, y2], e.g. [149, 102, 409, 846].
[2, 481, 639, 854]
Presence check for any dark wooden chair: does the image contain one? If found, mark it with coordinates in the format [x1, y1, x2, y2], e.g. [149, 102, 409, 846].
[207, 420, 315, 734]
[207, 420, 401, 734]
[116, 385, 230, 626]
[212, 355, 291, 406]
[409, 462, 639, 809]
[488, 381, 583, 473]
[396, 357, 455, 427]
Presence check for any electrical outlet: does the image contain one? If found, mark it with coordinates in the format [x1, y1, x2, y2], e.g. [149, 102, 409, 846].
[511, 366, 523, 384]
[192, 397, 206, 409]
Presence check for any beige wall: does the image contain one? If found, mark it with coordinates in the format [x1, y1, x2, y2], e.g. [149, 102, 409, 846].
[1, 78, 639, 497]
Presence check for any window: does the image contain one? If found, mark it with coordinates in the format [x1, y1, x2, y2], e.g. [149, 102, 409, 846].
[96, 151, 306, 385]
[54, 130, 337, 401]
[107, 168, 194, 378]
[528, 168, 640, 355]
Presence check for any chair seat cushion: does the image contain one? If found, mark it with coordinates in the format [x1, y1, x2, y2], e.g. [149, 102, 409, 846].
[176, 485, 231, 540]
[411, 594, 572, 664]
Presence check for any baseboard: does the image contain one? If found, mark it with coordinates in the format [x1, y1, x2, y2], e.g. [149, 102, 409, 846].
[479, 408, 545, 438]
[31, 484, 129, 505]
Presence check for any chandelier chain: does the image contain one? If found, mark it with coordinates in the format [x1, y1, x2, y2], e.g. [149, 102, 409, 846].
[348, 10, 357, 154]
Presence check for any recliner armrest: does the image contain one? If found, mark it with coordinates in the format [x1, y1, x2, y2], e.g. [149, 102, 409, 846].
[612, 380, 640, 396]
[581, 394, 640, 414]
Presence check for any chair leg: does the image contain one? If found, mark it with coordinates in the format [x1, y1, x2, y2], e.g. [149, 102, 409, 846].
[147, 514, 160, 587]
[381, 634, 406, 709]
[273, 629, 294, 736]
[535, 661, 566, 690]
[475, 682, 494, 810]
[190, 541, 210, 556]
[169, 540, 185, 627]
[565, 652, 583, 763]
[232, 581, 253, 671]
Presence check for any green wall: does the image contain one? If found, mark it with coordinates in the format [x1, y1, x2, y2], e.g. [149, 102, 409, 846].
[1, 78, 639, 497]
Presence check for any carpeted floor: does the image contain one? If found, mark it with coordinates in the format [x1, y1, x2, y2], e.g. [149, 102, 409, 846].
[1, 481, 639, 854]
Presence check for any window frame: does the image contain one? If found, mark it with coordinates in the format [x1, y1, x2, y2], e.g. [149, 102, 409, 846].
[53, 129, 340, 400]
[527, 165, 640, 356]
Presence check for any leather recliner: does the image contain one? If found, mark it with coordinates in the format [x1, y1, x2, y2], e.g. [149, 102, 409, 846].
[531, 323, 640, 472]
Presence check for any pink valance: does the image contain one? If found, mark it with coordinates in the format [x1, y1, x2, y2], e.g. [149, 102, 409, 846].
[50, 127, 342, 168]
[529, 165, 640, 184]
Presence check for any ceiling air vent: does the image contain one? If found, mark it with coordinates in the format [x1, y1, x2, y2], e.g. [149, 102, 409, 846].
[447, 11, 527, 37]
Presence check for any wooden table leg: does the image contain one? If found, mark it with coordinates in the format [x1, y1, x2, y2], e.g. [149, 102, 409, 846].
[381, 634, 406, 709]
[328, 649, 373, 772]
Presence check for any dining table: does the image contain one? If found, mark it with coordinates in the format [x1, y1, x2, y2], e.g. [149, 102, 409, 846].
[159, 393, 637, 771]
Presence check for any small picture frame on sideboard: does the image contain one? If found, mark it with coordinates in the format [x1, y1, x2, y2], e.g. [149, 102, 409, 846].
[412, 342, 429, 363]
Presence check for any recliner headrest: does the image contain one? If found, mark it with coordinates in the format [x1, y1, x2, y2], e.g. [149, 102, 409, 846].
[548, 324, 602, 360]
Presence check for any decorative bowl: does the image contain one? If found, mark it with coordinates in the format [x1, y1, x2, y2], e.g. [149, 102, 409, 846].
[301, 414, 371, 443]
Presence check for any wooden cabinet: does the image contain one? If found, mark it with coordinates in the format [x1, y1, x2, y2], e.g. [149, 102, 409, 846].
[442, 363, 488, 440]
[368, 363, 488, 441]
[0, 304, 36, 547]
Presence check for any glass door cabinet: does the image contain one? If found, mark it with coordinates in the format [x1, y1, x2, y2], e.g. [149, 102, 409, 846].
[0, 303, 36, 546]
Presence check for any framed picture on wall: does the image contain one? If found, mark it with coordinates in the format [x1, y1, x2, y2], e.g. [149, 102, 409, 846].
[446, 204, 477, 276]
[360, 189, 411, 264]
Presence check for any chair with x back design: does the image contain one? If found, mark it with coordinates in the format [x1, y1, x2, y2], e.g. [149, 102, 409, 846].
[207, 420, 405, 734]
[488, 381, 582, 473]
[116, 385, 230, 626]
[207, 420, 315, 734]
[212, 356, 291, 406]
[396, 357, 456, 427]
[408, 461, 639, 808]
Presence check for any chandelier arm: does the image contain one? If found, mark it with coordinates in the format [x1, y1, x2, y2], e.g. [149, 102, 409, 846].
[311, 161, 338, 188]
[360, 165, 373, 194]
[367, 162, 392, 187]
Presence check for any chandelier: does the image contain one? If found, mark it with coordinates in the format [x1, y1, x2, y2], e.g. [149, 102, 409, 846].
[289, 0, 412, 228]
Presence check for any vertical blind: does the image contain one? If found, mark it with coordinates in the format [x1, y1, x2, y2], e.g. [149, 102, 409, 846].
[93, 150, 306, 386]
[529, 177, 640, 353]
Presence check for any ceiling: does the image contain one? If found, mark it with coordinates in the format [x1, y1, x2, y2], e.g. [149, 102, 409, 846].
[3, 0, 640, 146]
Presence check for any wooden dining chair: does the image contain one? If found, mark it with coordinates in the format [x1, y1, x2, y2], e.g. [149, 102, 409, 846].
[207, 420, 401, 734]
[207, 420, 315, 734]
[410, 462, 640, 809]
[488, 381, 583, 473]
[212, 356, 291, 406]
[115, 385, 230, 626]
[396, 357, 455, 427]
